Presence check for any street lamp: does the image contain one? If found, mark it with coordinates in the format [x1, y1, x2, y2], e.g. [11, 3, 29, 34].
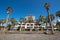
[44, 3, 54, 34]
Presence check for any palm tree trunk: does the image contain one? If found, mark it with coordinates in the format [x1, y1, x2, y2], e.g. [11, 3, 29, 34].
[5, 14, 10, 27]
[5, 11, 10, 31]
[20, 23, 22, 31]
[47, 10, 54, 34]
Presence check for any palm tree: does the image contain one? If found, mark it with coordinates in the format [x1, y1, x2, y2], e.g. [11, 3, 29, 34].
[39, 15, 44, 22]
[19, 18, 25, 23]
[10, 18, 16, 26]
[1, 19, 6, 26]
[19, 17, 25, 31]
[39, 15, 44, 32]
[44, 3, 54, 34]
[7, 24, 11, 30]
[44, 14, 55, 34]
[0, 19, 6, 31]
[0, 19, 6, 27]
[43, 17, 48, 32]
[45, 14, 55, 23]
[56, 11, 60, 28]
[5, 6, 13, 28]
[49, 14, 55, 21]
[56, 11, 60, 17]
[36, 19, 40, 25]
[10, 18, 17, 30]
[56, 21, 60, 28]
[26, 14, 34, 23]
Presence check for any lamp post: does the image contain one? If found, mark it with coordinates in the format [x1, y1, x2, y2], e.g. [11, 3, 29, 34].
[44, 3, 54, 34]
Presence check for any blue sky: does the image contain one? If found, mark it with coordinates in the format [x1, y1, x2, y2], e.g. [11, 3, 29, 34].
[0, 0, 60, 21]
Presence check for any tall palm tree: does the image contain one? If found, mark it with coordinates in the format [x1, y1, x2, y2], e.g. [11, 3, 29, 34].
[44, 3, 54, 34]
[44, 14, 55, 33]
[5, 6, 13, 28]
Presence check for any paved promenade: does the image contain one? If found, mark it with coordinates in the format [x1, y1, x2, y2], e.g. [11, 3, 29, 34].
[0, 31, 60, 40]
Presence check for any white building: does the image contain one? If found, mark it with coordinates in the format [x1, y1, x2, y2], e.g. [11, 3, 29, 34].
[25, 23, 35, 29]
[25, 15, 36, 29]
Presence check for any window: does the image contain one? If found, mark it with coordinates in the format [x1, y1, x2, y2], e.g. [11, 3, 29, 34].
[31, 24, 33, 26]
[27, 24, 29, 26]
